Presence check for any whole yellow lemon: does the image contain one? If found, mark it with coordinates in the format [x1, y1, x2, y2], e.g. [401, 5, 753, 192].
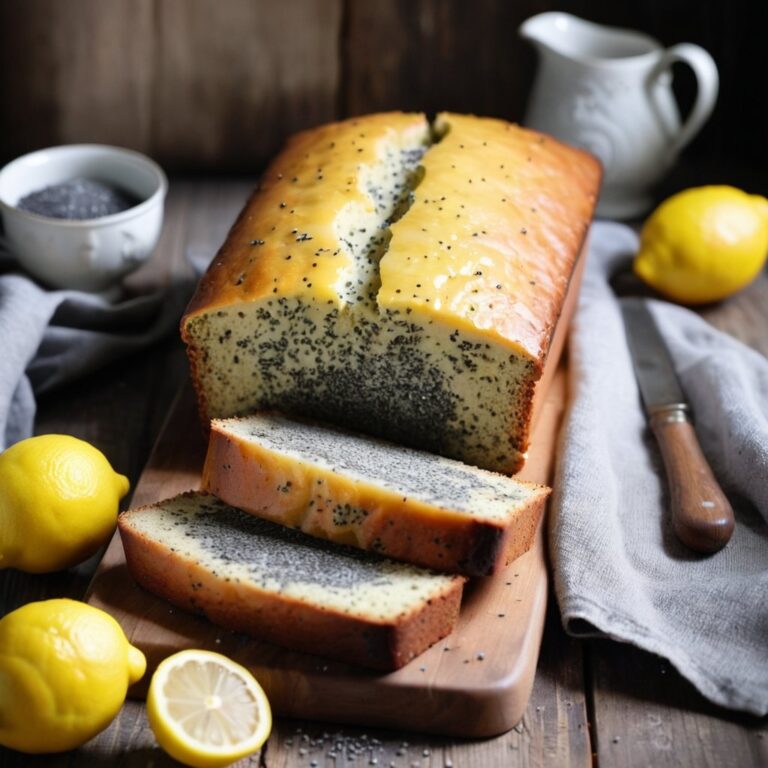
[0, 434, 129, 573]
[0, 598, 146, 753]
[634, 186, 768, 304]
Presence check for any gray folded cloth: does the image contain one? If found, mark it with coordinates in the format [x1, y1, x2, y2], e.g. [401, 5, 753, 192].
[0, 247, 197, 451]
[551, 221, 768, 716]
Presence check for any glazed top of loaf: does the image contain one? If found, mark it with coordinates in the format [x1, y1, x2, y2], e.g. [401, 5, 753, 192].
[184, 112, 600, 363]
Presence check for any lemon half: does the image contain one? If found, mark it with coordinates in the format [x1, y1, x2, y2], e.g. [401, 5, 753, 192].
[634, 185, 768, 305]
[147, 649, 272, 768]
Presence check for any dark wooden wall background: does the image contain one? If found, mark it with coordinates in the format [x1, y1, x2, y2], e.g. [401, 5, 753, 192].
[1, 0, 766, 188]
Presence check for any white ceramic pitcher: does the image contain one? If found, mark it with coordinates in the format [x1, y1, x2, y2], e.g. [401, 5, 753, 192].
[519, 12, 719, 219]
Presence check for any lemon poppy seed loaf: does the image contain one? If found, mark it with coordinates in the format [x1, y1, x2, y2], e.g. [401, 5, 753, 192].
[182, 112, 600, 473]
[118, 493, 465, 671]
[202, 413, 550, 576]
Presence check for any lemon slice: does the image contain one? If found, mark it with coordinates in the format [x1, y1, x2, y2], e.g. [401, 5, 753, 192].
[147, 649, 272, 768]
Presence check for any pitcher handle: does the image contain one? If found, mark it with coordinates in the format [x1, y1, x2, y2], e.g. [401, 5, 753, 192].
[653, 43, 719, 156]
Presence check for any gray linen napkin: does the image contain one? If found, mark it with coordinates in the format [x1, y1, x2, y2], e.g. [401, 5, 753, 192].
[0, 248, 196, 451]
[551, 220, 768, 716]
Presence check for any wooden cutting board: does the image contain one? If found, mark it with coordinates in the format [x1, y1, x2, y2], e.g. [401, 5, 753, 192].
[86, 366, 565, 739]
[86, 244, 584, 738]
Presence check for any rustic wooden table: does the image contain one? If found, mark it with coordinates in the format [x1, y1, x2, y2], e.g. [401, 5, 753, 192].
[1, 179, 766, 768]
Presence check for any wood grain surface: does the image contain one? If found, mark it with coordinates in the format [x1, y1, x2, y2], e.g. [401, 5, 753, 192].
[0, 0, 156, 156]
[151, 0, 342, 170]
[342, 0, 532, 120]
[0, 0, 341, 171]
[1, 0, 766, 183]
[0, 179, 765, 767]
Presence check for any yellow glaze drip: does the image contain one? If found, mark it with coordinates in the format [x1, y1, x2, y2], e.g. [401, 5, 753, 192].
[186, 112, 429, 314]
[380, 113, 599, 360]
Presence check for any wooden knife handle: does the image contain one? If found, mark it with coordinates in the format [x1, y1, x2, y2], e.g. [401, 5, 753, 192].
[650, 407, 735, 553]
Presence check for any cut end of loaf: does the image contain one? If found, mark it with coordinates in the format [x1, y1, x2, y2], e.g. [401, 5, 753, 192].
[184, 298, 536, 473]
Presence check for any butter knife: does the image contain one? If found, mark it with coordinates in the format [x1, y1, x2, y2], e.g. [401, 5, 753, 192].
[621, 299, 735, 553]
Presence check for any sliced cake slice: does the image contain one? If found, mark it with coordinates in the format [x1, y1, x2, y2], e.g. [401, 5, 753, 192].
[118, 493, 465, 672]
[202, 414, 550, 577]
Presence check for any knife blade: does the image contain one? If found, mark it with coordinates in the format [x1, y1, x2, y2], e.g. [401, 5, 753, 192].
[621, 298, 735, 553]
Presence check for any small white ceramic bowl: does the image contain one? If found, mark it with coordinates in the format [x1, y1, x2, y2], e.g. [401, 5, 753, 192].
[0, 144, 167, 291]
